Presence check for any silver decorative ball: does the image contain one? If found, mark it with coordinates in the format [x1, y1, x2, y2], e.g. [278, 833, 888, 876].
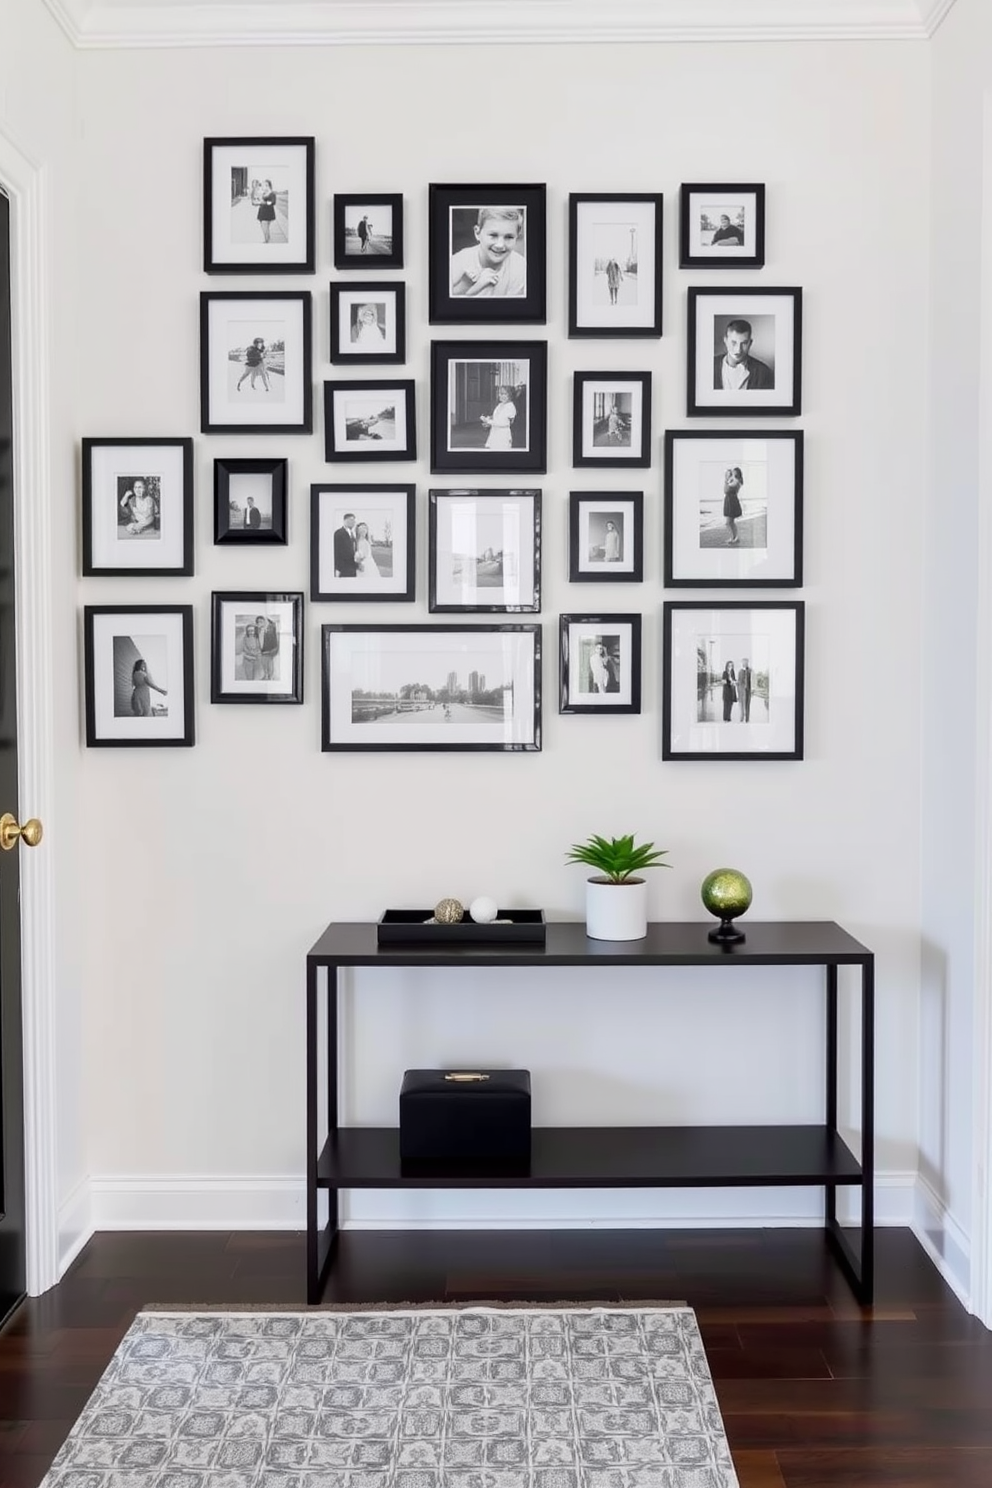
[469, 895, 499, 924]
[434, 897, 465, 924]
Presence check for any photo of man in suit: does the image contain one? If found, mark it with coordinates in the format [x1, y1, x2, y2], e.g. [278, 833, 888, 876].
[244, 496, 261, 529]
[334, 512, 358, 577]
[737, 657, 753, 722]
[714, 319, 774, 392]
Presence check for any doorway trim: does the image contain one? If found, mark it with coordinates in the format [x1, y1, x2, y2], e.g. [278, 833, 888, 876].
[0, 124, 59, 1296]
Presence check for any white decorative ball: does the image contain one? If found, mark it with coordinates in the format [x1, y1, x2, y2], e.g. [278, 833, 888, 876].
[469, 896, 499, 924]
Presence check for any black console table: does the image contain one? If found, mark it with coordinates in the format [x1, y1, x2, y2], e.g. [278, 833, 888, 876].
[306, 920, 874, 1305]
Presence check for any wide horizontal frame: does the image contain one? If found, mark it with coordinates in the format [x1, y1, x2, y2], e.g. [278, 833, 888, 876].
[329, 279, 407, 366]
[309, 483, 417, 602]
[213, 456, 288, 545]
[559, 612, 642, 715]
[428, 488, 542, 613]
[333, 192, 404, 270]
[687, 285, 802, 418]
[568, 490, 645, 583]
[323, 379, 417, 462]
[83, 603, 195, 747]
[210, 590, 304, 704]
[679, 182, 766, 270]
[663, 429, 804, 588]
[572, 370, 652, 469]
[199, 289, 313, 435]
[431, 339, 548, 475]
[568, 192, 664, 338]
[203, 135, 315, 274]
[81, 436, 193, 577]
[428, 183, 548, 326]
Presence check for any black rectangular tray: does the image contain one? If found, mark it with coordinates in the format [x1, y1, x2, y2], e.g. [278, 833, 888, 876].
[377, 909, 546, 945]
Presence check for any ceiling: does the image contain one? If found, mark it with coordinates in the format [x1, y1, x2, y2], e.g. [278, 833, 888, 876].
[41, 0, 958, 48]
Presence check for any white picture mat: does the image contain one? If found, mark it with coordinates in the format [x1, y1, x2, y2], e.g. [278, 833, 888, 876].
[694, 293, 796, 413]
[91, 610, 188, 741]
[336, 289, 398, 358]
[333, 389, 409, 454]
[316, 489, 410, 596]
[326, 630, 536, 746]
[433, 494, 536, 608]
[668, 606, 798, 756]
[88, 444, 186, 569]
[567, 620, 634, 707]
[575, 199, 657, 330]
[210, 143, 309, 266]
[687, 192, 759, 257]
[670, 437, 798, 582]
[575, 498, 639, 576]
[206, 297, 307, 428]
[581, 379, 644, 461]
[218, 599, 298, 696]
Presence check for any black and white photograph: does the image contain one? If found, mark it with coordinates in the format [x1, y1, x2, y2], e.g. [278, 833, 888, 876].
[572, 371, 651, 468]
[310, 484, 416, 602]
[680, 184, 766, 269]
[333, 194, 404, 269]
[83, 605, 194, 747]
[688, 287, 802, 417]
[203, 137, 315, 274]
[431, 340, 547, 475]
[568, 194, 663, 337]
[323, 380, 416, 462]
[428, 184, 547, 325]
[82, 437, 193, 576]
[559, 613, 641, 715]
[214, 456, 288, 545]
[568, 491, 644, 583]
[321, 623, 541, 752]
[210, 591, 304, 704]
[664, 431, 803, 587]
[200, 291, 312, 434]
[329, 281, 406, 366]
[662, 600, 804, 760]
[429, 489, 541, 613]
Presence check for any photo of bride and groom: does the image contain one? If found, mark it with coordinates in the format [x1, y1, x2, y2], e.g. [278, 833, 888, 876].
[333, 510, 392, 580]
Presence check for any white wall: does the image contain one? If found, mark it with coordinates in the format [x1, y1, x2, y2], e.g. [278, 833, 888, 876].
[60, 40, 931, 1230]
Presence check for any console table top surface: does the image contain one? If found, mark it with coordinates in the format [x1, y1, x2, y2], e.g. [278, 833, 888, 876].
[307, 919, 872, 966]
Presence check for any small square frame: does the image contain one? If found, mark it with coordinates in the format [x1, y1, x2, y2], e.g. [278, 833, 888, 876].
[200, 290, 312, 435]
[214, 456, 288, 545]
[210, 591, 304, 704]
[429, 488, 541, 613]
[83, 604, 194, 747]
[431, 340, 548, 475]
[323, 379, 417, 462]
[310, 484, 416, 602]
[560, 613, 642, 715]
[569, 491, 644, 583]
[568, 193, 663, 338]
[203, 136, 315, 274]
[572, 371, 652, 468]
[679, 183, 766, 270]
[688, 287, 802, 418]
[82, 437, 193, 577]
[662, 600, 805, 761]
[333, 194, 404, 270]
[329, 281, 406, 366]
[429, 184, 547, 325]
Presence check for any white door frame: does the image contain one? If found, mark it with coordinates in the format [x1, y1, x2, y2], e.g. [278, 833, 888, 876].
[0, 123, 60, 1296]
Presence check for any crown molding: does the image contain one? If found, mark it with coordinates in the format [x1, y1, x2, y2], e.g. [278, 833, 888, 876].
[41, 0, 957, 49]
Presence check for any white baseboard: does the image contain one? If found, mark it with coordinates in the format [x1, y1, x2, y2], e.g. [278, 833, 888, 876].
[56, 1175, 93, 1282]
[90, 1175, 306, 1231]
[911, 1173, 972, 1308]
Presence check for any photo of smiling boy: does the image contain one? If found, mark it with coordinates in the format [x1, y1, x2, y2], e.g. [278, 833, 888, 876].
[450, 205, 527, 298]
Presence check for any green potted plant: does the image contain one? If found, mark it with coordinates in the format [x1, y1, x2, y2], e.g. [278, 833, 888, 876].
[565, 834, 670, 941]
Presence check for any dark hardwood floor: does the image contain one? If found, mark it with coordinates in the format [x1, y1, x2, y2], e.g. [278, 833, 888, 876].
[0, 1227, 989, 1487]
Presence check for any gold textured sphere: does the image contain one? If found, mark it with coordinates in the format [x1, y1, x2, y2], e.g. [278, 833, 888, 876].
[434, 897, 465, 924]
[700, 868, 753, 920]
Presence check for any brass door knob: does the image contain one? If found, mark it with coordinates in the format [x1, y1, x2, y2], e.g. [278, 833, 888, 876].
[0, 813, 43, 852]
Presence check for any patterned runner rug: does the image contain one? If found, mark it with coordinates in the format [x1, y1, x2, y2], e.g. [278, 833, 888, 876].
[41, 1306, 739, 1488]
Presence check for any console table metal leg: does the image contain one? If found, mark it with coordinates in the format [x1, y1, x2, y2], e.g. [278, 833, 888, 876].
[824, 957, 875, 1305]
[825, 964, 838, 1231]
[307, 962, 340, 1305]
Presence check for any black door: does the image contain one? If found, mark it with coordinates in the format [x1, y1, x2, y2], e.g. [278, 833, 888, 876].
[0, 188, 26, 1324]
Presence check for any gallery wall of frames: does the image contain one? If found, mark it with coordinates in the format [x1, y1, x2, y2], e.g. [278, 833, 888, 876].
[81, 141, 805, 762]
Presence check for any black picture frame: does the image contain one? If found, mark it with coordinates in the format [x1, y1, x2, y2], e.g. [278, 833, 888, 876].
[82, 437, 193, 577]
[679, 183, 766, 270]
[322, 623, 542, 752]
[664, 430, 803, 588]
[210, 591, 304, 705]
[329, 280, 406, 366]
[428, 184, 547, 325]
[203, 136, 315, 274]
[333, 193, 404, 270]
[429, 489, 541, 613]
[568, 193, 664, 338]
[568, 491, 644, 583]
[83, 604, 194, 748]
[323, 379, 417, 462]
[430, 340, 548, 475]
[310, 484, 416, 602]
[559, 613, 642, 716]
[687, 286, 802, 418]
[200, 290, 313, 435]
[662, 600, 805, 761]
[572, 371, 651, 469]
[213, 457, 288, 545]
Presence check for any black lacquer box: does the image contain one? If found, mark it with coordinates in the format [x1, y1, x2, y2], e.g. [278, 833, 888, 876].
[399, 1069, 532, 1167]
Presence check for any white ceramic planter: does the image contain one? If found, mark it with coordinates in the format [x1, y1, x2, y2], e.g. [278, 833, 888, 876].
[585, 876, 648, 941]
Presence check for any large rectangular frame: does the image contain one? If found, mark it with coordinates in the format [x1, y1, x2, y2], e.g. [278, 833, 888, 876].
[82, 437, 193, 577]
[429, 184, 547, 325]
[431, 340, 548, 475]
[429, 488, 541, 613]
[310, 484, 416, 602]
[203, 136, 315, 274]
[83, 604, 194, 747]
[688, 286, 802, 418]
[568, 193, 663, 338]
[200, 290, 313, 435]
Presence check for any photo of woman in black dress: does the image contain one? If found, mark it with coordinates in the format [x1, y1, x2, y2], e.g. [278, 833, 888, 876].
[256, 178, 277, 244]
[723, 466, 743, 545]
